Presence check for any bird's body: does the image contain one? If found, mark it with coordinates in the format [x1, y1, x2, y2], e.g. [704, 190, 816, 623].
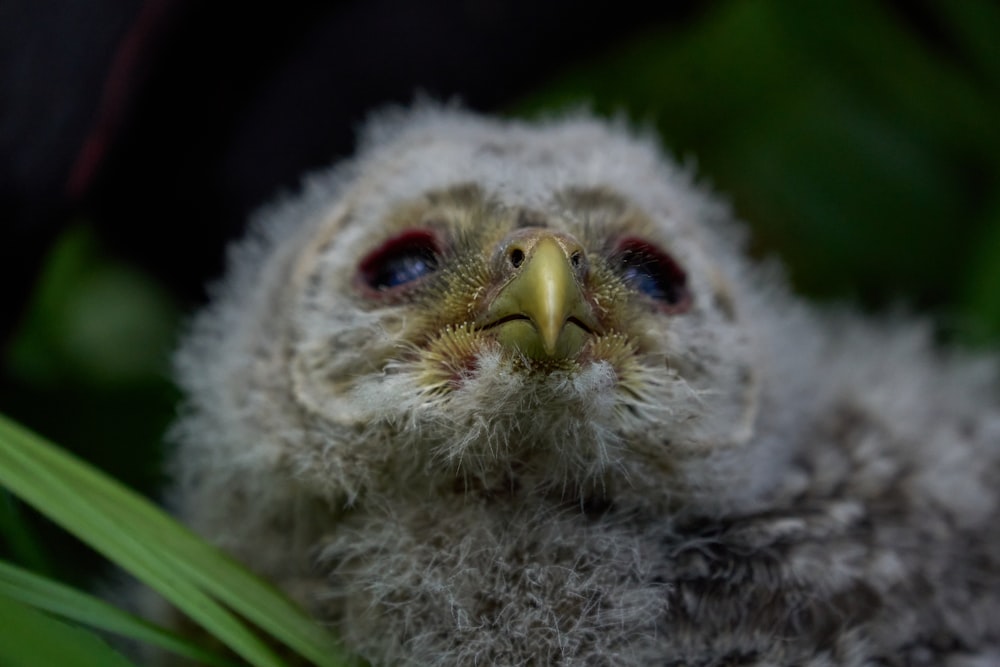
[164, 107, 1000, 665]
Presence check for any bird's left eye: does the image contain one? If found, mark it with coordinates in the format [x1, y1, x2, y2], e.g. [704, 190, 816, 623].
[358, 230, 441, 291]
[613, 237, 691, 313]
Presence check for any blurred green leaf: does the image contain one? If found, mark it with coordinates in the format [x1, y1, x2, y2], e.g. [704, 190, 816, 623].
[516, 0, 1000, 319]
[7, 225, 180, 387]
[0, 594, 135, 667]
[1, 224, 180, 576]
[0, 413, 353, 667]
[0, 560, 236, 667]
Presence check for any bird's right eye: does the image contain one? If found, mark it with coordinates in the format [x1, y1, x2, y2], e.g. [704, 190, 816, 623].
[612, 237, 691, 313]
[358, 229, 441, 292]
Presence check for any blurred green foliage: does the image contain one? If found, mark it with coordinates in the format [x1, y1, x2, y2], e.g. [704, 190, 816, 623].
[0, 416, 351, 666]
[3, 0, 1000, 588]
[518, 0, 1000, 330]
[1, 226, 180, 582]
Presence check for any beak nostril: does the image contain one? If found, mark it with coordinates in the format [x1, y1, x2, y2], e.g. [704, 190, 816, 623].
[480, 235, 599, 360]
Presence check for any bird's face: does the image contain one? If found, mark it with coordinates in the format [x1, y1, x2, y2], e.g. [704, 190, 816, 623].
[281, 123, 760, 508]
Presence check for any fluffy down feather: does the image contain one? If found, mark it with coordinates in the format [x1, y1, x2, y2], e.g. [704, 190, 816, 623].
[159, 106, 1000, 665]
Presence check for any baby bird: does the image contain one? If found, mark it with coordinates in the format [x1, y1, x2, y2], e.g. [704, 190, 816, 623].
[165, 106, 1000, 665]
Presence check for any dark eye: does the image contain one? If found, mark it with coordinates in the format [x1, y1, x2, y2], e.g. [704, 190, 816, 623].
[613, 237, 691, 313]
[358, 229, 440, 291]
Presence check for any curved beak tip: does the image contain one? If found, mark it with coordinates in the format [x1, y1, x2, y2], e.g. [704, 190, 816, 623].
[484, 235, 594, 360]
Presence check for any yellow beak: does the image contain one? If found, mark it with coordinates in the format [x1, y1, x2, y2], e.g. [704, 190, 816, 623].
[483, 235, 596, 360]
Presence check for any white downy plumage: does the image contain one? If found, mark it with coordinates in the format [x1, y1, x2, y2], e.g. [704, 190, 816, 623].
[160, 106, 1000, 665]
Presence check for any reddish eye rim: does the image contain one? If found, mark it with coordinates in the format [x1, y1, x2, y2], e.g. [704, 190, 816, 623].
[355, 228, 442, 297]
[611, 236, 692, 314]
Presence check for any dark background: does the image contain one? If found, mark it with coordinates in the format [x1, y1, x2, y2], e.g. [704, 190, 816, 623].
[2, 0, 1000, 583]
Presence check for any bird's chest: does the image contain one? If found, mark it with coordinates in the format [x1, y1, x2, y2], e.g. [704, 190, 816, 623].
[306, 494, 892, 666]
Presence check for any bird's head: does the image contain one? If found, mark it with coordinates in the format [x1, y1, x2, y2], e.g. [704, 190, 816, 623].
[183, 109, 764, 513]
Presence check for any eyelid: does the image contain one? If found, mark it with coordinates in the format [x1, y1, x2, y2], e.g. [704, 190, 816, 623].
[356, 229, 442, 295]
[612, 236, 691, 313]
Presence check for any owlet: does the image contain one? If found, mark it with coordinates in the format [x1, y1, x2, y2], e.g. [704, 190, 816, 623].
[161, 106, 1000, 666]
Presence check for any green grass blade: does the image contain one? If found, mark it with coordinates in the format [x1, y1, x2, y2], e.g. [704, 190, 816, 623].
[0, 593, 136, 667]
[0, 422, 285, 667]
[60, 456, 351, 666]
[0, 413, 351, 667]
[0, 560, 238, 667]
